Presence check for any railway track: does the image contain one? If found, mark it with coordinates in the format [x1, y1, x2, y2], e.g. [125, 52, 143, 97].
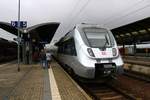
[80, 82, 137, 100]
[124, 70, 150, 83]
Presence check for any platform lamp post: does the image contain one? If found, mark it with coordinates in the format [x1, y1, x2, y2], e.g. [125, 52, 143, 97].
[17, 0, 21, 72]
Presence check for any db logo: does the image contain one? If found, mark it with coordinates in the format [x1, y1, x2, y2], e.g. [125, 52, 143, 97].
[101, 51, 106, 55]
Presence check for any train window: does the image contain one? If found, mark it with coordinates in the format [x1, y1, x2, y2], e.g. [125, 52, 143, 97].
[58, 44, 65, 54]
[85, 31, 111, 47]
[62, 44, 65, 53]
[71, 38, 77, 56]
[62, 38, 77, 56]
[83, 28, 115, 48]
[64, 42, 71, 55]
[58, 45, 62, 53]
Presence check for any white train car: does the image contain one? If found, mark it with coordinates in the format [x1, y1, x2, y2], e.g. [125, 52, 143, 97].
[55, 24, 124, 79]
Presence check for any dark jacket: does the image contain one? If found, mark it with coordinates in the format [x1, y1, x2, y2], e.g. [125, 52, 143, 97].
[40, 51, 46, 60]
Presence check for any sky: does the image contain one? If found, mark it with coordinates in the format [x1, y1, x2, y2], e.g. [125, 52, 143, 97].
[0, 0, 150, 44]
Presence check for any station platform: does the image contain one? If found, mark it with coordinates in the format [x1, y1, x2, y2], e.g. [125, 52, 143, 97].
[123, 56, 150, 66]
[0, 60, 91, 100]
[123, 55, 150, 61]
[123, 56, 150, 77]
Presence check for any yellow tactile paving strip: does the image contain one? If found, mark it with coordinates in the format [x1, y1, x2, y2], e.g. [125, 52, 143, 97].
[51, 61, 91, 100]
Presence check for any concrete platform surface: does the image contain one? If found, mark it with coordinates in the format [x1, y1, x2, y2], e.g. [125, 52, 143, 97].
[50, 61, 91, 100]
[0, 60, 91, 100]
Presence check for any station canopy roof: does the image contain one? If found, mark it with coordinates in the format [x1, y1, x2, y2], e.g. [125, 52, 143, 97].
[111, 17, 150, 45]
[0, 22, 60, 45]
[27, 22, 60, 44]
[0, 22, 19, 35]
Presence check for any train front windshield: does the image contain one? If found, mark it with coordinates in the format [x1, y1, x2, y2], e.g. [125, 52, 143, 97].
[83, 28, 114, 48]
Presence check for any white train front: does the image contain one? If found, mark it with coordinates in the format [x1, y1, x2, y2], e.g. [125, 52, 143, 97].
[55, 24, 124, 79]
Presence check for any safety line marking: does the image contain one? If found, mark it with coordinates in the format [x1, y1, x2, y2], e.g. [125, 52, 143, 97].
[48, 66, 61, 100]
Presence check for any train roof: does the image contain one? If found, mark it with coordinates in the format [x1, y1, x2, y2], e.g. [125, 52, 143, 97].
[75, 23, 108, 29]
[55, 23, 111, 46]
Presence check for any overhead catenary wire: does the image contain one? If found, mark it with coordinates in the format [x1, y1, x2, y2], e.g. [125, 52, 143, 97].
[57, 0, 81, 36]
[104, 0, 143, 23]
[51, 0, 82, 44]
[65, 0, 81, 26]
[103, 0, 145, 25]
[104, 0, 150, 26]
[54, 0, 91, 44]
[66, 0, 91, 31]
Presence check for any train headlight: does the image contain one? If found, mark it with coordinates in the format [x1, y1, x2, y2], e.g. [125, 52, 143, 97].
[112, 48, 117, 56]
[87, 48, 95, 57]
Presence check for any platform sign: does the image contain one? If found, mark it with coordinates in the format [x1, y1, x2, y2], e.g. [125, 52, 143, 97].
[21, 21, 27, 28]
[11, 21, 27, 28]
[11, 21, 18, 27]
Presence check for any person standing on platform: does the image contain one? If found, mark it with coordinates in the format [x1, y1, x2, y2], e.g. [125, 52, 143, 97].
[46, 51, 52, 68]
[40, 49, 47, 69]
